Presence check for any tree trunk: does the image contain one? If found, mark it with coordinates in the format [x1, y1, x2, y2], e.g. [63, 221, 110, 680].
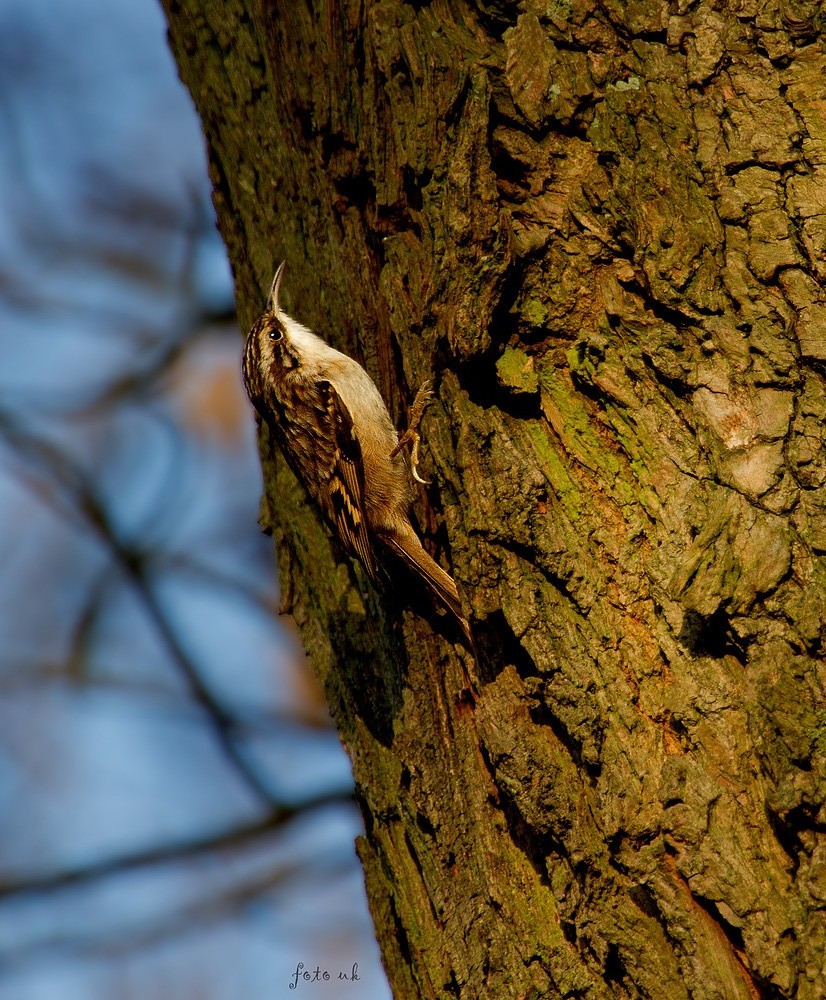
[161, 1, 826, 996]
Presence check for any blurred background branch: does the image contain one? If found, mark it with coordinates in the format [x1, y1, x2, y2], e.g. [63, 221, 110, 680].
[0, 1, 389, 997]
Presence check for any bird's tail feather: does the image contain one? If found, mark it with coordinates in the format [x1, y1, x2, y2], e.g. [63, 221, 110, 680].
[384, 530, 471, 641]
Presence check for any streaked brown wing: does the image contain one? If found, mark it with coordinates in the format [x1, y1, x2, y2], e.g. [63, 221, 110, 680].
[319, 380, 377, 580]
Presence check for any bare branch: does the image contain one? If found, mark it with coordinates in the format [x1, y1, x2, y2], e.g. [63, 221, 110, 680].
[0, 411, 294, 809]
[0, 788, 352, 901]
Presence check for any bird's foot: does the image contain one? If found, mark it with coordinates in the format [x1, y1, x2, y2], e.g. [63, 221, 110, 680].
[390, 381, 433, 484]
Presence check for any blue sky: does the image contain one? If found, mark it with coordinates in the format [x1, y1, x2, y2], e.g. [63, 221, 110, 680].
[0, 1, 390, 997]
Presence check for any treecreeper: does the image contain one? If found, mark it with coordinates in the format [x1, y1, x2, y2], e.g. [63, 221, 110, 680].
[242, 263, 470, 642]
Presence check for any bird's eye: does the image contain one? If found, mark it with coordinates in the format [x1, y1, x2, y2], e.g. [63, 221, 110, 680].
[268, 328, 283, 342]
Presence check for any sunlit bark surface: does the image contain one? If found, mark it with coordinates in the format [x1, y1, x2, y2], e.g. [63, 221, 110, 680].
[163, 2, 826, 996]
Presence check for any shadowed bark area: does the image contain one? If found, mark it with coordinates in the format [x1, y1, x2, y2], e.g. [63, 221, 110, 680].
[161, 1, 826, 997]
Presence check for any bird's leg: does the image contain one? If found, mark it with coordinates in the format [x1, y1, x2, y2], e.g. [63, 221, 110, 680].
[390, 381, 433, 484]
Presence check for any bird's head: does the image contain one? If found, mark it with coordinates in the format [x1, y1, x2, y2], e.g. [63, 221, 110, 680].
[244, 262, 303, 375]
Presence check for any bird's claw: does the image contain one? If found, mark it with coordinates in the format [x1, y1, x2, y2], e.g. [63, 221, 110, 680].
[391, 381, 433, 484]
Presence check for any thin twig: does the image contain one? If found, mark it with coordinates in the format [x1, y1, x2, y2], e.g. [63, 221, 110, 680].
[0, 788, 351, 901]
[0, 412, 290, 808]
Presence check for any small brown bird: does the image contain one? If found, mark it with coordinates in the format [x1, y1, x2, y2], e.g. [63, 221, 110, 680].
[242, 263, 469, 640]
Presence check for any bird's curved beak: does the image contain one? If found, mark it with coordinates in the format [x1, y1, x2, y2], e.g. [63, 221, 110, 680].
[268, 261, 286, 314]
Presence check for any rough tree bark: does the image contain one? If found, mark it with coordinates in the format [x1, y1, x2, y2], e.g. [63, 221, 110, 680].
[161, 1, 825, 997]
